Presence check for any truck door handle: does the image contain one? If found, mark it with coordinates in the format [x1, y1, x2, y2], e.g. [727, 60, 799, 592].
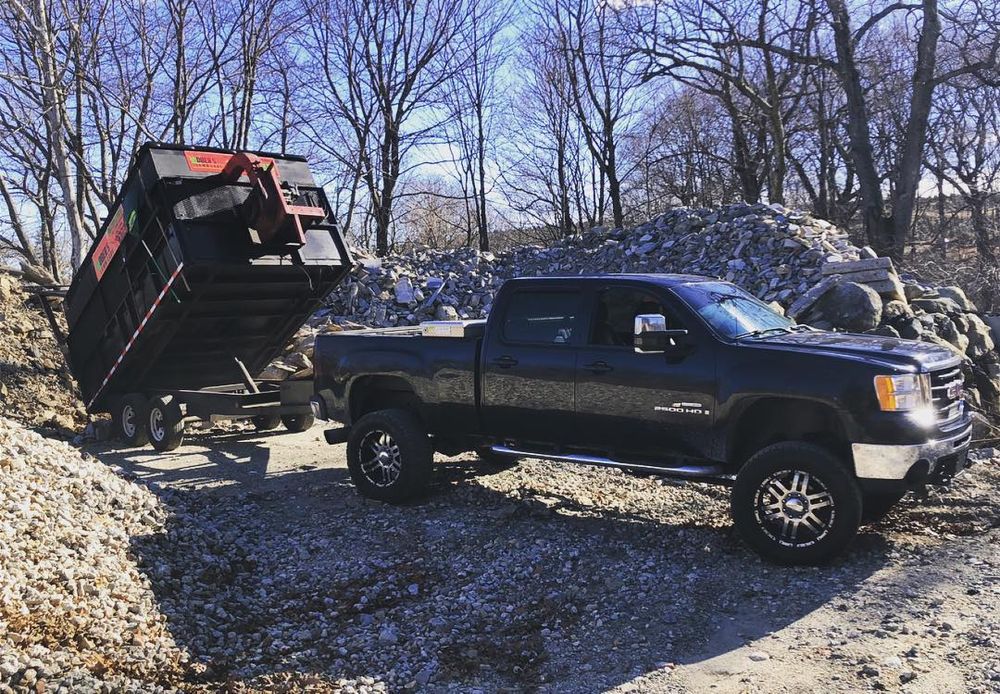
[583, 360, 613, 374]
[493, 355, 518, 368]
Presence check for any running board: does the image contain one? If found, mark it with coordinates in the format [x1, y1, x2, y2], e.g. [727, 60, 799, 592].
[490, 445, 734, 483]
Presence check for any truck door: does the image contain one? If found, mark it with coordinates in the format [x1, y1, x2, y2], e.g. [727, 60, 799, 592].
[481, 287, 583, 445]
[574, 285, 717, 460]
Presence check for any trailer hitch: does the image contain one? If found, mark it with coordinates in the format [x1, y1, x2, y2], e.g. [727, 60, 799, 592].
[219, 152, 325, 248]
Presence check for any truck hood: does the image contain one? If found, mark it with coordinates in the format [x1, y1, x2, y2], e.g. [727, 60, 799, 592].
[744, 331, 962, 372]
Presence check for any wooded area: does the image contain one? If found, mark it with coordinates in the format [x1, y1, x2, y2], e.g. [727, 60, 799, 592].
[1, 0, 999, 306]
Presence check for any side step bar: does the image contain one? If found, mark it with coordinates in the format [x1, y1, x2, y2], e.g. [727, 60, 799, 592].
[490, 445, 734, 483]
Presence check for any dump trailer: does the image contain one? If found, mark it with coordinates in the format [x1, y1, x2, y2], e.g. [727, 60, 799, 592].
[64, 143, 352, 450]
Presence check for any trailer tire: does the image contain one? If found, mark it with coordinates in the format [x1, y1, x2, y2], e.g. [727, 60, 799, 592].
[252, 414, 282, 431]
[347, 409, 432, 503]
[148, 395, 184, 452]
[731, 442, 862, 565]
[281, 413, 314, 432]
[116, 394, 149, 447]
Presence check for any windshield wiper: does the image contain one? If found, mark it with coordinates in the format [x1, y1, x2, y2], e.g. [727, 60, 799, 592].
[735, 326, 794, 340]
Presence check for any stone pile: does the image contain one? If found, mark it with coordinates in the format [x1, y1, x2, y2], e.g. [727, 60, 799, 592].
[0, 275, 87, 434]
[264, 202, 1000, 419]
[0, 416, 187, 690]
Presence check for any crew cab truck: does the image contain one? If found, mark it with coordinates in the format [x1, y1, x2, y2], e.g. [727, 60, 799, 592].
[310, 275, 973, 564]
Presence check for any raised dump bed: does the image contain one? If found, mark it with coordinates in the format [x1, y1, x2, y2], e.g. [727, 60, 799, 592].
[64, 143, 352, 449]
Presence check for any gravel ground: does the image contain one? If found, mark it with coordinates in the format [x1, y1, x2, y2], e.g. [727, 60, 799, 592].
[70, 426, 1000, 693]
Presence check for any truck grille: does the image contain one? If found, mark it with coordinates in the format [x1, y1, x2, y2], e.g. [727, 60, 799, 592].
[929, 367, 964, 428]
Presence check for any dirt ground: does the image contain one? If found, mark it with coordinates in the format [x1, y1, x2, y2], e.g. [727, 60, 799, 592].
[86, 425, 1000, 693]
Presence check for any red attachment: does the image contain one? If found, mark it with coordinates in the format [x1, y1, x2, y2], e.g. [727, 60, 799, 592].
[219, 152, 325, 247]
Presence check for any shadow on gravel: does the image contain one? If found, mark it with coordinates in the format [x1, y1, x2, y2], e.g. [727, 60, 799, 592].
[115, 441, 895, 692]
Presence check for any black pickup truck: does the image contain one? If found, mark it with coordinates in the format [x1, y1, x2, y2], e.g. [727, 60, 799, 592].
[310, 275, 973, 563]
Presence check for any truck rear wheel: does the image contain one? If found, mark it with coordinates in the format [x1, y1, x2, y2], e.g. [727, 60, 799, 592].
[281, 413, 315, 432]
[148, 395, 185, 452]
[731, 442, 862, 565]
[347, 409, 432, 503]
[116, 394, 149, 447]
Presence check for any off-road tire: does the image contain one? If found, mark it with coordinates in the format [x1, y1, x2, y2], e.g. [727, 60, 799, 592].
[476, 447, 521, 470]
[732, 442, 862, 565]
[147, 395, 185, 452]
[251, 414, 282, 431]
[862, 491, 906, 524]
[281, 413, 315, 432]
[116, 393, 149, 447]
[347, 409, 433, 503]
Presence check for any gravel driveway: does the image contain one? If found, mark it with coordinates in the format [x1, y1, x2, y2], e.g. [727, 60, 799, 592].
[87, 426, 1000, 693]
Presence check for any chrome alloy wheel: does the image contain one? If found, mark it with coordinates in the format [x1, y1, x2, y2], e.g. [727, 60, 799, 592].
[754, 469, 835, 548]
[358, 430, 402, 487]
[149, 407, 165, 442]
[121, 403, 137, 438]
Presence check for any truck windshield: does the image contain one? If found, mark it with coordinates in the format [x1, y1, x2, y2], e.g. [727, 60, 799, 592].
[672, 281, 796, 340]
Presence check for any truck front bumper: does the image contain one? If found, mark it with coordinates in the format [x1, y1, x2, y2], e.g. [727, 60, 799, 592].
[852, 421, 973, 485]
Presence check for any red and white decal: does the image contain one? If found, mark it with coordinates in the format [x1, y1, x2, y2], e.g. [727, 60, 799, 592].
[92, 206, 128, 280]
[184, 150, 279, 177]
[87, 263, 185, 409]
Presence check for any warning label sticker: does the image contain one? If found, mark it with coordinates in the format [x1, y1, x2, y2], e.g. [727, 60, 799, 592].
[92, 206, 127, 280]
[183, 150, 278, 176]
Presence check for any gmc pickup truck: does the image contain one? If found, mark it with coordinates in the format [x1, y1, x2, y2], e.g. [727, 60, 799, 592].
[310, 275, 973, 564]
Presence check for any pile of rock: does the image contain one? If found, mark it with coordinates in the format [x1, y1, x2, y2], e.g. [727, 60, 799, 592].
[0, 275, 87, 434]
[789, 255, 1000, 414]
[324, 203, 861, 330]
[0, 416, 187, 690]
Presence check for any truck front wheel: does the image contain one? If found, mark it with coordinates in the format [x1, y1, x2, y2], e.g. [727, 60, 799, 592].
[346, 409, 433, 503]
[731, 442, 862, 565]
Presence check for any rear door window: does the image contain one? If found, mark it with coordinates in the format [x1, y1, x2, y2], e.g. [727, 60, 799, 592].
[502, 291, 582, 345]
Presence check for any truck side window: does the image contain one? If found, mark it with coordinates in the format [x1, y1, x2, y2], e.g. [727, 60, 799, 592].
[502, 291, 581, 345]
[591, 288, 674, 347]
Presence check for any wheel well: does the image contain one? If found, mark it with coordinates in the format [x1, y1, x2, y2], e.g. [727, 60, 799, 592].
[728, 398, 849, 468]
[349, 376, 421, 423]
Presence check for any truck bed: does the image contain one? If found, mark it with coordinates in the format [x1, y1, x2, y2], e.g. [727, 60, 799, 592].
[313, 327, 483, 434]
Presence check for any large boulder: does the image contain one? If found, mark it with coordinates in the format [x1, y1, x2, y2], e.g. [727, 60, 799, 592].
[814, 282, 883, 332]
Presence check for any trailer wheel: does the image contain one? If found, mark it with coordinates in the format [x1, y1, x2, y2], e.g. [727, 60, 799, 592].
[116, 394, 150, 447]
[281, 413, 314, 432]
[148, 395, 184, 452]
[731, 442, 862, 565]
[251, 414, 282, 431]
[347, 409, 432, 503]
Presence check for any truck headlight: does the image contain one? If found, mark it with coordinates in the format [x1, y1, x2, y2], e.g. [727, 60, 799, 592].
[873, 374, 931, 412]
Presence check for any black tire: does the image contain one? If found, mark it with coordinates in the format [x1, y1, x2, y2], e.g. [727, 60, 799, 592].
[147, 395, 185, 452]
[731, 442, 862, 565]
[346, 409, 433, 503]
[115, 394, 149, 447]
[281, 413, 315, 432]
[862, 491, 906, 524]
[251, 414, 282, 431]
[476, 447, 521, 470]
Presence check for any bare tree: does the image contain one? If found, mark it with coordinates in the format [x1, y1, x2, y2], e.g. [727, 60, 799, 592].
[302, 0, 472, 256]
[443, 0, 511, 251]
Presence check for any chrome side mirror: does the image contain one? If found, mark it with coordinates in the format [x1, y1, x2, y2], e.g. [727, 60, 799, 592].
[634, 314, 689, 354]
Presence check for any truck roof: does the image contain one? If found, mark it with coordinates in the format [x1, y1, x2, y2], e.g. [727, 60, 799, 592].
[508, 273, 717, 288]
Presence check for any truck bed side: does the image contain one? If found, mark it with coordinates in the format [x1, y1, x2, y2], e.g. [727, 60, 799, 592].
[313, 330, 481, 435]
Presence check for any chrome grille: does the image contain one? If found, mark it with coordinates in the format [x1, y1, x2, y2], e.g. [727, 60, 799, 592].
[929, 367, 964, 427]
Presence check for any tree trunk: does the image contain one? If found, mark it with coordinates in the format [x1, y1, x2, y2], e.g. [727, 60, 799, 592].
[30, 0, 88, 268]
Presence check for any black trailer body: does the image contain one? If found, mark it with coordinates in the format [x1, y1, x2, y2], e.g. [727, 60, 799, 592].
[64, 143, 352, 448]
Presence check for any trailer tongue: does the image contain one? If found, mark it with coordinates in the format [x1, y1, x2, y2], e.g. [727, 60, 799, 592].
[64, 143, 352, 450]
